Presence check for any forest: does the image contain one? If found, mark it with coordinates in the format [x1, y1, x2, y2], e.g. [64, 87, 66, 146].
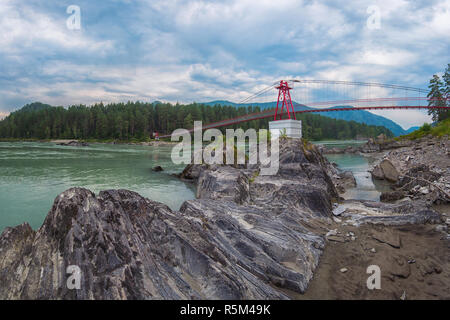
[0, 101, 393, 141]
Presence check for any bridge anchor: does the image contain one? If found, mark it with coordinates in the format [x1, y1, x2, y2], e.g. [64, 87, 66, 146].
[270, 80, 302, 138]
[269, 119, 302, 139]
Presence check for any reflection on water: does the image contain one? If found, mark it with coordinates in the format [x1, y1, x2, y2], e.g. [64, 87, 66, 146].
[314, 140, 392, 201]
[0, 142, 195, 232]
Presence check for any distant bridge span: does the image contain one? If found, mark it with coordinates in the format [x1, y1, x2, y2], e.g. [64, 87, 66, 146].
[159, 79, 449, 138]
[160, 104, 449, 138]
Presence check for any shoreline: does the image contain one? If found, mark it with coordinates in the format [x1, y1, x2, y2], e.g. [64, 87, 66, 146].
[0, 138, 177, 146]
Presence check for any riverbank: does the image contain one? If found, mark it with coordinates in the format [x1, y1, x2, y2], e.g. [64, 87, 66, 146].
[301, 221, 449, 299]
[0, 137, 447, 299]
[301, 133, 449, 299]
[368, 136, 449, 204]
[0, 138, 177, 147]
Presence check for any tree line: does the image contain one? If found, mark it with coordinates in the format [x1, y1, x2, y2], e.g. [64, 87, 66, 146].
[428, 63, 450, 122]
[0, 101, 393, 141]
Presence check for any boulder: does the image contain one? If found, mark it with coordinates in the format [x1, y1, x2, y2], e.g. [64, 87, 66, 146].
[371, 159, 400, 182]
[371, 165, 385, 180]
[58, 140, 89, 147]
[152, 165, 164, 172]
[379, 159, 399, 182]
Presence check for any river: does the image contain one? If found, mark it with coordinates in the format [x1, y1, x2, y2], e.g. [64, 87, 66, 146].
[314, 140, 392, 201]
[0, 140, 389, 233]
[0, 142, 195, 232]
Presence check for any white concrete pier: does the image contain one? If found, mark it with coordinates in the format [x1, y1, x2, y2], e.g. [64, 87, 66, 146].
[269, 119, 302, 139]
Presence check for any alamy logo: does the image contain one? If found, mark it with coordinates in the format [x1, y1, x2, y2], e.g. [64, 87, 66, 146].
[366, 265, 381, 290]
[66, 5, 81, 30]
[66, 265, 81, 290]
[366, 5, 381, 30]
[171, 121, 279, 175]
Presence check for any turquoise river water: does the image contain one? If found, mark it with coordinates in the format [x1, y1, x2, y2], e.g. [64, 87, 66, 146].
[0, 142, 195, 232]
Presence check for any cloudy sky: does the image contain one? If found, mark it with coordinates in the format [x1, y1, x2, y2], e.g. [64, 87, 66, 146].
[0, 0, 449, 128]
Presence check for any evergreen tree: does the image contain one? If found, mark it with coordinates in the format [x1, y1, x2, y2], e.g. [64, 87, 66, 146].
[427, 73, 448, 122]
[0, 101, 394, 141]
[183, 113, 194, 129]
[443, 64, 450, 106]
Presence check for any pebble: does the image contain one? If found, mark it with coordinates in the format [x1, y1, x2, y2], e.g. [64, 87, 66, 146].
[340, 268, 348, 273]
[370, 248, 376, 253]
[332, 206, 346, 216]
[419, 187, 430, 195]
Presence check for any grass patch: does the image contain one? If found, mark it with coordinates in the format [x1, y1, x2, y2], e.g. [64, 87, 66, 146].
[398, 119, 450, 140]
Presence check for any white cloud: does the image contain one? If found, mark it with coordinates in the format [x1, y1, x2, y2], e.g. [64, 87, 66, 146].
[0, 112, 9, 120]
[0, 0, 448, 130]
[0, 0, 114, 55]
[369, 109, 432, 129]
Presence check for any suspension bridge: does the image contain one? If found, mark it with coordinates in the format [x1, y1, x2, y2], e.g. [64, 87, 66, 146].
[160, 80, 449, 137]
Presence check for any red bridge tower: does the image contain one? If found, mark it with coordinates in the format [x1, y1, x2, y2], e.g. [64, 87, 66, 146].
[274, 80, 296, 120]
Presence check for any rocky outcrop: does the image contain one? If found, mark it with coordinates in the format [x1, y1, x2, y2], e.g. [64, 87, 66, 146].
[371, 159, 400, 182]
[0, 139, 336, 299]
[0, 188, 298, 299]
[380, 190, 406, 202]
[333, 199, 443, 227]
[333, 171, 357, 194]
[152, 165, 164, 172]
[57, 140, 89, 147]
[0, 138, 445, 300]
[359, 138, 414, 153]
[371, 137, 449, 204]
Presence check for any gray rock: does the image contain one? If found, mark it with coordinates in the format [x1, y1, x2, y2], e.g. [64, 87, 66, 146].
[380, 191, 406, 202]
[379, 159, 400, 182]
[371, 165, 385, 180]
[58, 141, 89, 147]
[0, 188, 295, 299]
[346, 209, 441, 227]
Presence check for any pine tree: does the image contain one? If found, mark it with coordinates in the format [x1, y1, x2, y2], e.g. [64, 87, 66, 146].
[427, 74, 447, 122]
[443, 64, 450, 105]
[183, 113, 194, 129]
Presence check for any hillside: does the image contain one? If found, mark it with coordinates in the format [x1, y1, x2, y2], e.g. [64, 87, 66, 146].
[13, 102, 53, 114]
[399, 119, 450, 140]
[0, 101, 393, 141]
[204, 100, 407, 136]
[405, 126, 420, 134]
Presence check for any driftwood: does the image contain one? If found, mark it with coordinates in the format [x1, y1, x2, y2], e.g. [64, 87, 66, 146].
[400, 174, 450, 198]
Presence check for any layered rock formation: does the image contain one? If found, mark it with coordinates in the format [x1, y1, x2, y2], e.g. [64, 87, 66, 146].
[0, 139, 336, 299]
[0, 138, 445, 300]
